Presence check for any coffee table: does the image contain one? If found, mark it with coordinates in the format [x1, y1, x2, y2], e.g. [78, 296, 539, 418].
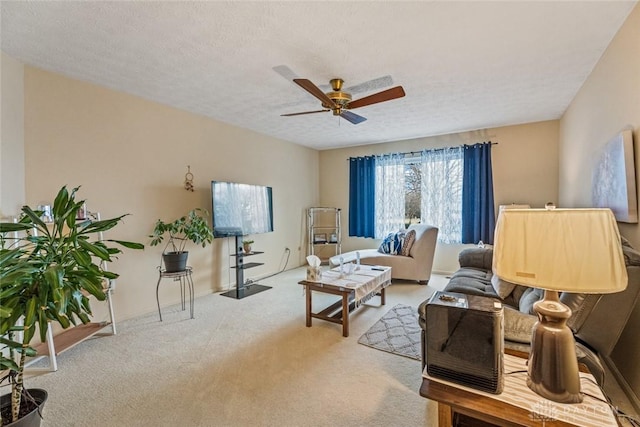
[298, 264, 392, 337]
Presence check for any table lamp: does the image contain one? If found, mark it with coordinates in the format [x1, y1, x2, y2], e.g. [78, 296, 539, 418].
[493, 208, 627, 403]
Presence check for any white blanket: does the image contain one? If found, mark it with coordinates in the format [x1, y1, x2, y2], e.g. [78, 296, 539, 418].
[317, 264, 392, 303]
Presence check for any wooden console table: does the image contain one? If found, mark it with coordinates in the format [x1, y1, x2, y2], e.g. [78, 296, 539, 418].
[420, 351, 618, 426]
[298, 265, 391, 337]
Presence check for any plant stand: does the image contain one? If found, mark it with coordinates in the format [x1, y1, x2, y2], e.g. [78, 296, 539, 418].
[27, 282, 117, 373]
[156, 267, 194, 321]
[24, 211, 118, 372]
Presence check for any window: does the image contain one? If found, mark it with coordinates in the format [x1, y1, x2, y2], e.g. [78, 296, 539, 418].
[419, 147, 463, 244]
[374, 153, 405, 238]
[374, 148, 463, 242]
[404, 162, 422, 227]
[349, 143, 492, 244]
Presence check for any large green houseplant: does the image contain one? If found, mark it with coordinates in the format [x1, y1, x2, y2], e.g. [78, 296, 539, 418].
[149, 208, 214, 272]
[0, 186, 143, 426]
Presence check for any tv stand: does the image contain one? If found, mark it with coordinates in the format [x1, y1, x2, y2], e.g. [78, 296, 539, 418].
[221, 235, 272, 299]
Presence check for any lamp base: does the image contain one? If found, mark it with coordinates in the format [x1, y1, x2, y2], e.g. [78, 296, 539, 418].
[527, 290, 583, 403]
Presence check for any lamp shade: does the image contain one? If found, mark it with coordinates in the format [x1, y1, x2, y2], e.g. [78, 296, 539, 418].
[493, 208, 627, 293]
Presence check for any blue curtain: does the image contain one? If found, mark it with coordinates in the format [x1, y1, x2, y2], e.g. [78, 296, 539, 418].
[349, 156, 376, 238]
[462, 143, 495, 244]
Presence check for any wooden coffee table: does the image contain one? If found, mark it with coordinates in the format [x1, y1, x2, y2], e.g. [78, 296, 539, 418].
[298, 265, 392, 337]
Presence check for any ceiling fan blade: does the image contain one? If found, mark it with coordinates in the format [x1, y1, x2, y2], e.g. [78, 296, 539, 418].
[281, 109, 330, 117]
[340, 110, 367, 124]
[316, 76, 394, 94]
[273, 65, 299, 82]
[293, 79, 337, 109]
[347, 86, 406, 110]
[274, 66, 330, 91]
[345, 75, 393, 95]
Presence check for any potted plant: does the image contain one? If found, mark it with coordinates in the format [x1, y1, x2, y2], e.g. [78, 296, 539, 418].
[149, 208, 214, 272]
[242, 240, 254, 254]
[0, 186, 143, 426]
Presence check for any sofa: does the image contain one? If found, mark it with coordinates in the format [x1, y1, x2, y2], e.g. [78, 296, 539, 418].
[418, 242, 640, 385]
[329, 224, 438, 284]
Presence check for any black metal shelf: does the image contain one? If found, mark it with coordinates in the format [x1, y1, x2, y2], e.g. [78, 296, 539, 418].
[222, 237, 270, 300]
[231, 262, 264, 269]
[231, 251, 264, 257]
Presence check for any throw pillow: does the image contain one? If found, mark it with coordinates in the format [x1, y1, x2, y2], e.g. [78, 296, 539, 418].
[378, 232, 403, 255]
[619, 235, 640, 265]
[400, 229, 416, 256]
[490, 274, 516, 299]
[519, 287, 545, 315]
[622, 244, 640, 266]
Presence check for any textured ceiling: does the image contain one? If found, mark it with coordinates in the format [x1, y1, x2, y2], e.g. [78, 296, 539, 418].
[1, 1, 636, 150]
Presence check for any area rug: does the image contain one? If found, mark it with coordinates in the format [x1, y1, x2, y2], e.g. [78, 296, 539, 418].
[358, 304, 421, 360]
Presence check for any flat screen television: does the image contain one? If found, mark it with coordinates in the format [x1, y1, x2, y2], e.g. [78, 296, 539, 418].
[211, 181, 274, 238]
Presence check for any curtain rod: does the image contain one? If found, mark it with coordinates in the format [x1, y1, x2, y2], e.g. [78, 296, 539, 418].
[346, 141, 498, 160]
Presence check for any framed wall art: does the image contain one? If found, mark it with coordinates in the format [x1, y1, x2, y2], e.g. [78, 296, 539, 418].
[592, 129, 637, 223]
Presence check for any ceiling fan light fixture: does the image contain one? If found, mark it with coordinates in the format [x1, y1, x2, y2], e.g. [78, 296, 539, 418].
[325, 92, 351, 108]
[284, 75, 405, 125]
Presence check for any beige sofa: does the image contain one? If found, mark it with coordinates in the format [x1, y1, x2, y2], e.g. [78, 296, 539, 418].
[329, 224, 438, 284]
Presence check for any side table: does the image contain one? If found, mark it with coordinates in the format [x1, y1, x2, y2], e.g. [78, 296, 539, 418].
[420, 351, 618, 426]
[156, 267, 194, 321]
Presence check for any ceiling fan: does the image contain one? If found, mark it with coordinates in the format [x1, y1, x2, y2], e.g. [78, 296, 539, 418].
[281, 77, 406, 124]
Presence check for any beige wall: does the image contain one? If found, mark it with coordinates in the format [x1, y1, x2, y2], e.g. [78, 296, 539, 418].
[1, 52, 25, 217]
[23, 66, 318, 321]
[319, 120, 559, 273]
[559, 3, 640, 408]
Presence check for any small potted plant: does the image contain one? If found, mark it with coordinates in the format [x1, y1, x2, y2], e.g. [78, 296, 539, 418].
[149, 208, 214, 272]
[0, 186, 143, 426]
[242, 240, 254, 254]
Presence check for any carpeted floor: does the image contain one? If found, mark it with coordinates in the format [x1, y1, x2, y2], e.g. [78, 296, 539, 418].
[358, 304, 421, 361]
[8, 267, 444, 427]
[10, 267, 637, 426]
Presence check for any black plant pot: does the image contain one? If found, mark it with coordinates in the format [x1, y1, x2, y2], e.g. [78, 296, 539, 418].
[163, 251, 188, 272]
[0, 389, 47, 427]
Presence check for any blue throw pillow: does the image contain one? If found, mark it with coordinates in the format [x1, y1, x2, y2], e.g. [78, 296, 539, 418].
[378, 231, 404, 255]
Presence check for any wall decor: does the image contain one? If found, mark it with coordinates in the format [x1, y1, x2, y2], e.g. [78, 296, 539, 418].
[184, 165, 194, 192]
[592, 129, 637, 223]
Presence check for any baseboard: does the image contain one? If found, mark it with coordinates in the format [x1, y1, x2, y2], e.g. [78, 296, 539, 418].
[603, 355, 640, 415]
